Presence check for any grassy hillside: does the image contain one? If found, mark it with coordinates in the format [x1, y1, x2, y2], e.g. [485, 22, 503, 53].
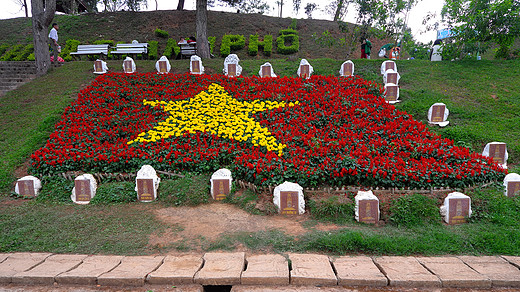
[0, 10, 393, 60]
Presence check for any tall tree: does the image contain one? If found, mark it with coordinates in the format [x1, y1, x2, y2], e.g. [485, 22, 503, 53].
[196, 0, 211, 59]
[304, 2, 317, 19]
[333, 0, 346, 21]
[31, 0, 56, 76]
[177, 0, 185, 10]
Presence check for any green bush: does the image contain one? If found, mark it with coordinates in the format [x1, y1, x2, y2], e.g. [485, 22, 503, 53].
[27, 53, 35, 61]
[90, 181, 137, 204]
[276, 34, 299, 55]
[60, 39, 80, 62]
[289, 18, 297, 30]
[163, 38, 180, 59]
[279, 28, 299, 36]
[220, 34, 245, 57]
[148, 40, 159, 60]
[0, 44, 9, 57]
[35, 177, 73, 203]
[154, 28, 169, 39]
[208, 36, 216, 54]
[0, 44, 24, 61]
[248, 34, 273, 56]
[388, 194, 441, 227]
[12, 44, 34, 61]
[308, 196, 354, 224]
[159, 175, 210, 207]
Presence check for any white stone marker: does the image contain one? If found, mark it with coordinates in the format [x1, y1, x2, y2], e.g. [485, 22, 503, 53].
[93, 59, 108, 74]
[355, 190, 379, 224]
[428, 102, 450, 127]
[122, 56, 136, 73]
[297, 59, 313, 79]
[504, 173, 520, 197]
[259, 62, 277, 77]
[482, 142, 508, 169]
[15, 175, 41, 197]
[339, 60, 354, 77]
[380, 60, 397, 75]
[223, 54, 242, 77]
[383, 68, 400, 85]
[71, 174, 97, 204]
[155, 56, 171, 74]
[210, 168, 232, 201]
[273, 181, 305, 215]
[440, 192, 472, 224]
[384, 83, 400, 103]
[190, 55, 204, 74]
[135, 165, 160, 202]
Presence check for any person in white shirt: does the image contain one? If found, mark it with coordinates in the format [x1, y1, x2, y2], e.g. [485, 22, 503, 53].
[48, 23, 59, 64]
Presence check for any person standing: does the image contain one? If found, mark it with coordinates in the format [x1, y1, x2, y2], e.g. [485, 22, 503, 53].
[48, 23, 59, 64]
[430, 39, 443, 61]
[361, 39, 372, 59]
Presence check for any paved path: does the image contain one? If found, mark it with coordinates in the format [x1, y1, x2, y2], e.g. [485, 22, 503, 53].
[1, 252, 520, 290]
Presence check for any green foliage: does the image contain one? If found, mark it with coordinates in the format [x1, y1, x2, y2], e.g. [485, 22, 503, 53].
[0, 44, 23, 61]
[279, 28, 299, 36]
[208, 36, 216, 54]
[159, 175, 210, 206]
[289, 18, 298, 30]
[163, 38, 180, 59]
[224, 189, 277, 215]
[388, 194, 442, 227]
[276, 34, 299, 55]
[220, 34, 246, 57]
[469, 186, 520, 225]
[35, 177, 73, 203]
[60, 39, 80, 62]
[248, 34, 273, 56]
[154, 28, 169, 39]
[12, 44, 34, 61]
[0, 44, 10, 56]
[308, 196, 354, 224]
[148, 40, 159, 60]
[90, 181, 137, 204]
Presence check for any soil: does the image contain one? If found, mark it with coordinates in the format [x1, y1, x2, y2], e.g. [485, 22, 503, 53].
[149, 202, 340, 251]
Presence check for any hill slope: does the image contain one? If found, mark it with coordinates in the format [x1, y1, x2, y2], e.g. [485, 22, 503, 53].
[0, 10, 392, 60]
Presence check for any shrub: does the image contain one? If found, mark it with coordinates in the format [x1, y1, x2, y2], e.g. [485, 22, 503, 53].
[279, 28, 299, 36]
[27, 53, 35, 61]
[35, 177, 73, 203]
[388, 194, 441, 227]
[208, 36, 216, 54]
[159, 175, 210, 207]
[12, 44, 34, 61]
[90, 181, 137, 204]
[148, 40, 159, 60]
[289, 18, 297, 30]
[0, 44, 9, 56]
[154, 28, 169, 39]
[308, 196, 354, 223]
[276, 34, 299, 55]
[248, 34, 273, 56]
[0, 44, 24, 61]
[60, 39, 80, 62]
[163, 38, 180, 59]
[220, 34, 245, 57]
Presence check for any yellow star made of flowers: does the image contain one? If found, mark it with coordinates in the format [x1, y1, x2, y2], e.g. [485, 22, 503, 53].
[127, 83, 299, 156]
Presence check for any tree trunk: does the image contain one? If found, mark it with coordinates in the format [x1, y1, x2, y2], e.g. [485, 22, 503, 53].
[196, 0, 210, 59]
[333, 0, 345, 21]
[31, 0, 56, 76]
[24, 0, 29, 17]
[177, 0, 185, 10]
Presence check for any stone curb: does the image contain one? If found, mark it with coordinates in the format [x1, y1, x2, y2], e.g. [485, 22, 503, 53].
[1, 252, 520, 289]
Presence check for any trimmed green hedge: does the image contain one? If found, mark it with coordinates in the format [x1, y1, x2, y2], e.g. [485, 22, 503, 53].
[0, 44, 9, 57]
[279, 28, 299, 36]
[220, 34, 246, 57]
[154, 28, 169, 39]
[163, 38, 180, 59]
[276, 33, 299, 55]
[60, 39, 80, 62]
[248, 34, 273, 56]
[12, 44, 34, 61]
[148, 40, 159, 59]
[0, 44, 24, 61]
[208, 36, 216, 54]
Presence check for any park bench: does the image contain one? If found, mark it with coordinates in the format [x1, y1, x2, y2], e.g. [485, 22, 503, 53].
[111, 43, 148, 58]
[179, 43, 197, 59]
[70, 44, 109, 59]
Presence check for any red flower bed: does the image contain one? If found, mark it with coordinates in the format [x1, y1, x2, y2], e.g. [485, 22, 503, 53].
[30, 72, 506, 189]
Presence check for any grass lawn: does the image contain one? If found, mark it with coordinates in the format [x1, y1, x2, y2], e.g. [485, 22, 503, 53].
[1, 58, 519, 255]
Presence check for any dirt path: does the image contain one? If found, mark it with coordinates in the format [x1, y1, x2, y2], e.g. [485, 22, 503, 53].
[149, 203, 340, 250]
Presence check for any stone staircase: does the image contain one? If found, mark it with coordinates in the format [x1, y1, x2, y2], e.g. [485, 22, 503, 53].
[0, 61, 37, 96]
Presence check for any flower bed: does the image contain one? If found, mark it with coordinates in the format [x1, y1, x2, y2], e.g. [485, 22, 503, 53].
[30, 73, 506, 189]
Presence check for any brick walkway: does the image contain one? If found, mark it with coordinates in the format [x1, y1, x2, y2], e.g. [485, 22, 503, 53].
[1, 252, 520, 290]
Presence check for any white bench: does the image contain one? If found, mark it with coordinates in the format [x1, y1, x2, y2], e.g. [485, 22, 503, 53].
[70, 44, 109, 59]
[111, 43, 148, 58]
[179, 43, 197, 59]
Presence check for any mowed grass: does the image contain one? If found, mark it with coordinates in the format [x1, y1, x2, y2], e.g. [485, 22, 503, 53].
[1, 58, 519, 255]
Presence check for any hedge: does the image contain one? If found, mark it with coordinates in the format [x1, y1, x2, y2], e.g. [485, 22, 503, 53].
[154, 28, 169, 39]
[220, 34, 245, 57]
[148, 40, 159, 60]
[279, 28, 299, 36]
[208, 36, 216, 54]
[276, 33, 299, 55]
[60, 39, 80, 62]
[12, 44, 34, 61]
[0, 44, 24, 61]
[248, 34, 273, 56]
[163, 38, 180, 59]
